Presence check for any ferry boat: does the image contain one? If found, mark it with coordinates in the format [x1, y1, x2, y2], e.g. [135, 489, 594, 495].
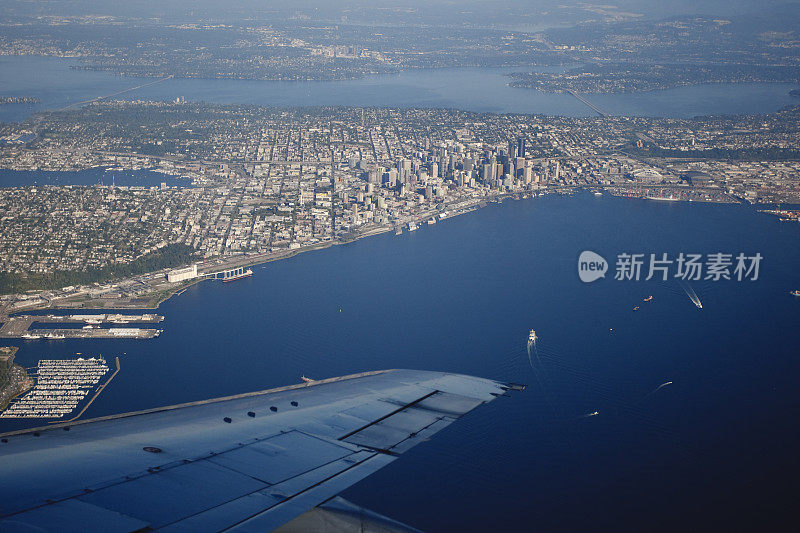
[408, 222, 418, 232]
[645, 195, 679, 202]
[791, 290, 800, 296]
[222, 268, 253, 283]
[643, 295, 653, 302]
[633, 306, 640, 311]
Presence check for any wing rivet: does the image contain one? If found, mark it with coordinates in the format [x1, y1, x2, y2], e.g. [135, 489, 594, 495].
[223, 417, 232, 423]
[291, 401, 298, 407]
[143, 446, 163, 453]
[270, 406, 278, 412]
[247, 411, 255, 417]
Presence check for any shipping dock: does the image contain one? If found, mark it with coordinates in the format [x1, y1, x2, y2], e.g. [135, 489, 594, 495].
[0, 314, 163, 340]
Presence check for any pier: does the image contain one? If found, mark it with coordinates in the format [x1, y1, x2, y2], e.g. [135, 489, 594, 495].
[0, 314, 163, 340]
[203, 266, 253, 281]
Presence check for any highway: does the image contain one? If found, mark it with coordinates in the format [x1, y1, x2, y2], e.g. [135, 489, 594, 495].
[565, 88, 609, 117]
[59, 75, 174, 111]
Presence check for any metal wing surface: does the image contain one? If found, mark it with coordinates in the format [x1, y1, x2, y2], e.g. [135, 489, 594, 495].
[0, 369, 520, 532]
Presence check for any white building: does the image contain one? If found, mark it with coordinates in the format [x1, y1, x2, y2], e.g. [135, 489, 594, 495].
[166, 264, 198, 283]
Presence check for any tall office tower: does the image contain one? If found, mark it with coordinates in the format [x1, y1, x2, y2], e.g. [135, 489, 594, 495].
[516, 157, 526, 177]
[517, 137, 526, 158]
[555, 161, 560, 181]
[483, 163, 493, 182]
[524, 166, 533, 183]
[507, 140, 517, 159]
[431, 162, 439, 178]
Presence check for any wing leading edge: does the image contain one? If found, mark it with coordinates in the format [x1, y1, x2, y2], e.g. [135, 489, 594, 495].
[0, 369, 523, 532]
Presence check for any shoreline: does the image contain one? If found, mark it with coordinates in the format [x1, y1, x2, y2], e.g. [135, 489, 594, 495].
[0, 347, 34, 411]
[0, 195, 498, 317]
[0, 187, 755, 318]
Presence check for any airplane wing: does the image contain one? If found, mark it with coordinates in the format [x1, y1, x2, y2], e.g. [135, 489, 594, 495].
[0, 369, 523, 532]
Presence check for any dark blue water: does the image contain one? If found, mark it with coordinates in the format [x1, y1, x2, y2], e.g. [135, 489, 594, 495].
[0, 167, 190, 188]
[1, 56, 797, 122]
[3, 193, 799, 531]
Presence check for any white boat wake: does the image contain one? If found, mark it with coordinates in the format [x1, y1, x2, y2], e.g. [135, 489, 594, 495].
[526, 338, 536, 370]
[644, 381, 673, 399]
[678, 280, 703, 309]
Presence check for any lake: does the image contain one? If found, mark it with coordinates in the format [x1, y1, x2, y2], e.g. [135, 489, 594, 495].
[0, 56, 797, 122]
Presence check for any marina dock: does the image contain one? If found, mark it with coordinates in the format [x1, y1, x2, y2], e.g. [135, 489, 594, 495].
[0, 357, 109, 418]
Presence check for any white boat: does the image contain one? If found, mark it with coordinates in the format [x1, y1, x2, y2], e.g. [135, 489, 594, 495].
[527, 329, 537, 345]
[645, 195, 679, 202]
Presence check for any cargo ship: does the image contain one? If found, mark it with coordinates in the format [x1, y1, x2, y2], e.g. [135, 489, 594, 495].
[222, 268, 253, 282]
